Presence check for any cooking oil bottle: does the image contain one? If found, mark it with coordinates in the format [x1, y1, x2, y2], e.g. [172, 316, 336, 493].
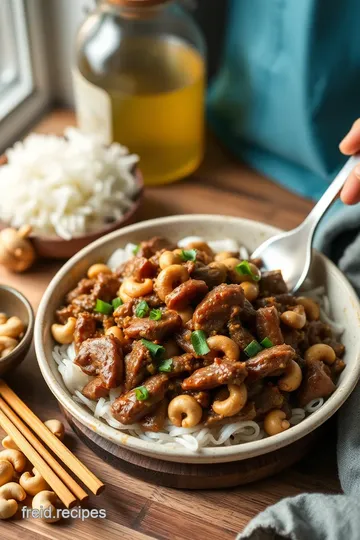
[74, 0, 206, 185]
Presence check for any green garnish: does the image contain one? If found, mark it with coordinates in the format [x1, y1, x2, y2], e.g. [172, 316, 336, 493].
[132, 244, 140, 255]
[134, 386, 149, 401]
[260, 337, 273, 348]
[112, 297, 123, 310]
[135, 300, 149, 318]
[191, 330, 210, 355]
[180, 249, 197, 262]
[158, 358, 173, 373]
[141, 339, 165, 359]
[235, 260, 261, 281]
[94, 299, 113, 315]
[244, 340, 263, 357]
[149, 309, 162, 321]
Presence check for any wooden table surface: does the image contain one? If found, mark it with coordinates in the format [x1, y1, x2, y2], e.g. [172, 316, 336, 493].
[0, 111, 340, 539]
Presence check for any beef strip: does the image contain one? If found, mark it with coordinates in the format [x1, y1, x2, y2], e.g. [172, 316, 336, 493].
[124, 340, 154, 391]
[66, 278, 95, 304]
[245, 344, 295, 381]
[71, 294, 95, 312]
[240, 298, 257, 325]
[111, 373, 169, 424]
[204, 402, 256, 427]
[298, 360, 336, 407]
[92, 273, 120, 303]
[256, 294, 296, 312]
[124, 310, 182, 341]
[283, 328, 306, 353]
[74, 313, 97, 351]
[116, 256, 157, 281]
[56, 304, 78, 324]
[253, 384, 284, 418]
[323, 338, 345, 358]
[82, 377, 109, 400]
[113, 300, 135, 326]
[193, 283, 245, 334]
[137, 237, 176, 259]
[165, 279, 208, 310]
[305, 321, 333, 346]
[191, 262, 227, 289]
[259, 270, 288, 297]
[228, 316, 254, 351]
[140, 400, 169, 432]
[256, 306, 284, 345]
[181, 358, 247, 391]
[74, 335, 123, 389]
[138, 293, 163, 308]
[170, 354, 204, 376]
[174, 328, 195, 355]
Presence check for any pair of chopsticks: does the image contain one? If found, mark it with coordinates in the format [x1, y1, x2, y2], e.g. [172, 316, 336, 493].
[0, 380, 104, 508]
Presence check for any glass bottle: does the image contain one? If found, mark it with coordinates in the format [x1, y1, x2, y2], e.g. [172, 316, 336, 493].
[73, 0, 206, 186]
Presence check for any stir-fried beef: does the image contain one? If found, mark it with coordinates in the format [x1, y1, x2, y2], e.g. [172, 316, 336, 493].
[137, 237, 176, 259]
[74, 335, 123, 389]
[124, 340, 154, 391]
[228, 316, 254, 350]
[256, 294, 296, 311]
[92, 273, 120, 303]
[253, 384, 284, 418]
[170, 354, 204, 375]
[204, 402, 256, 427]
[166, 279, 208, 310]
[117, 256, 157, 281]
[298, 359, 336, 407]
[124, 310, 182, 341]
[193, 284, 245, 334]
[256, 306, 284, 345]
[111, 374, 169, 424]
[245, 344, 295, 381]
[182, 358, 247, 391]
[191, 262, 227, 288]
[82, 377, 109, 400]
[66, 278, 95, 304]
[259, 270, 288, 297]
[140, 400, 169, 432]
[74, 313, 97, 351]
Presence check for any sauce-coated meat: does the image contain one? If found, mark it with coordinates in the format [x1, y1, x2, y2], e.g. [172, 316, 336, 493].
[125, 340, 154, 391]
[228, 316, 254, 351]
[193, 284, 245, 334]
[117, 256, 157, 281]
[66, 278, 95, 304]
[165, 279, 208, 310]
[259, 270, 288, 297]
[245, 344, 295, 381]
[140, 400, 169, 432]
[82, 377, 109, 400]
[137, 237, 176, 259]
[256, 306, 284, 345]
[298, 360, 336, 407]
[74, 335, 123, 389]
[124, 310, 182, 341]
[182, 358, 247, 391]
[74, 312, 97, 351]
[92, 273, 120, 303]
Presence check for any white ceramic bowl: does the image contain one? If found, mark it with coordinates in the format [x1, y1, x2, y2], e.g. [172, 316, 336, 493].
[35, 215, 360, 464]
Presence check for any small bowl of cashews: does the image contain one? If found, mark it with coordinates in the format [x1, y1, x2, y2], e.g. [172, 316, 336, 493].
[0, 285, 34, 376]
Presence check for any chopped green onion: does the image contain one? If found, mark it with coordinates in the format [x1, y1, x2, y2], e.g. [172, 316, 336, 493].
[134, 386, 149, 401]
[135, 300, 149, 318]
[235, 260, 261, 281]
[260, 337, 273, 348]
[132, 244, 140, 255]
[112, 297, 123, 310]
[141, 339, 165, 359]
[149, 309, 162, 321]
[191, 330, 210, 355]
[158, 358, 173, 373]
[180, 249, 197, 262]
[244, 340, 263, 357]
[94, 299, 113, 315]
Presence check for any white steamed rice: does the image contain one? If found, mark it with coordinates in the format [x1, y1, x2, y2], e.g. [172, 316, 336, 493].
[52, 237, 344, 451]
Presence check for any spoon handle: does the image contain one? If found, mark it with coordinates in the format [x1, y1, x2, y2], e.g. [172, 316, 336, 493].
[304, 154, 360, 233]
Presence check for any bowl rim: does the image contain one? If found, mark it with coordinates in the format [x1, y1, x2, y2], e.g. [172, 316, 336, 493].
[34, 214, 360, 463]
[0, 284, 34, 364]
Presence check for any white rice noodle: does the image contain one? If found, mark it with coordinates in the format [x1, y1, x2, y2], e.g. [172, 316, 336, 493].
[53, 238, 340, 451]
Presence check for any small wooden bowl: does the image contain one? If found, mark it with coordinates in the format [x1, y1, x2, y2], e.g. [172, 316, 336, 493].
[0, 285, 34, 376]
[0, 154, 144, 259]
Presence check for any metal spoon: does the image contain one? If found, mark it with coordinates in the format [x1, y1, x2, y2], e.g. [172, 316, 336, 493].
[251, 155, 360, 292]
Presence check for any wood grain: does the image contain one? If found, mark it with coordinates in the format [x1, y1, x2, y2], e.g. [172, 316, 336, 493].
[0, 110, 340, 540]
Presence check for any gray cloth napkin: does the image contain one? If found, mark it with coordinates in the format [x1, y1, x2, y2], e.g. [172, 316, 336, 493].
[238, 204, 360, 540]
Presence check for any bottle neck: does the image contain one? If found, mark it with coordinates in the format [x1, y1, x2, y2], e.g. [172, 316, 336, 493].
[99, 0, 172, 19]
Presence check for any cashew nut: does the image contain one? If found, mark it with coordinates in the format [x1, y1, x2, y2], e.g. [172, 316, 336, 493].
[207, 335, 240, 362]
[118, 282, 132, 303]
[212, 383, 248, 417]
[0, 316, 24, 339]
[223, 258, 261, 283]
[159, 250, 183, 269]
[0, 460, 14, 486]
[304, 344, 336, 365]
[0, 482, 26, 519]
[121, 277, 153, 299]
[32, 490, 61, 523]
[51, 317, 76, 344]
[1, 436, 19, 451]
[105, 326, 124, 342]
[239, 281, 259, 302]
[184, 241, 214, 258]
[0, 449, 26, 472]
[280, 305, 306, 329]
[0, 336, 18, 358]
[296, 296, 320, 321]
[44, 419, 65, 441]
[168, 395, 203, 428]
[214, 251, 238, 262]
[278, 360, 303, 392]
[20, 468, 50, 496]
[0, 313, 7, 325]
[155, 264, 189, 301]
[87, 263, 111, 279]
[264, 409, 290, 436]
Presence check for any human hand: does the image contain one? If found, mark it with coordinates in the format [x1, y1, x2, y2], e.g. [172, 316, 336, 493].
[339, 119, 360, 204]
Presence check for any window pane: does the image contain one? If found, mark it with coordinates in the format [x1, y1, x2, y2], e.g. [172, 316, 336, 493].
[0, 0, 18, 93]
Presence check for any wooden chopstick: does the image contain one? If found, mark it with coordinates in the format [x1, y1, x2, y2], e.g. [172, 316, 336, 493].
[0, 397, 88, 502]
[0, 380, 104, 495]
[0, 407, 77, 508]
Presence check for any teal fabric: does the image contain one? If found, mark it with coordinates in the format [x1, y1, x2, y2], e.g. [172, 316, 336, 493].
[207, 0, 360, 200]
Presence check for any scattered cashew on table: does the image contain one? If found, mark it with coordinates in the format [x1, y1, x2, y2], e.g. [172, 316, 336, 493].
[0, 418, 65, 522]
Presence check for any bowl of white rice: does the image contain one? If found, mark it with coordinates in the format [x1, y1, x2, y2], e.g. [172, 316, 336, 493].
[0, 129, 143, 259]
[34, 214, 360, 464]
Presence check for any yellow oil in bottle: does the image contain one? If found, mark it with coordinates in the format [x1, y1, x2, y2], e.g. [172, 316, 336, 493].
[79, 36, 205, 185]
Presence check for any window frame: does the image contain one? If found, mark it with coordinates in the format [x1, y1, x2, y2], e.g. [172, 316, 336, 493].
[0, 0, 50, 152]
